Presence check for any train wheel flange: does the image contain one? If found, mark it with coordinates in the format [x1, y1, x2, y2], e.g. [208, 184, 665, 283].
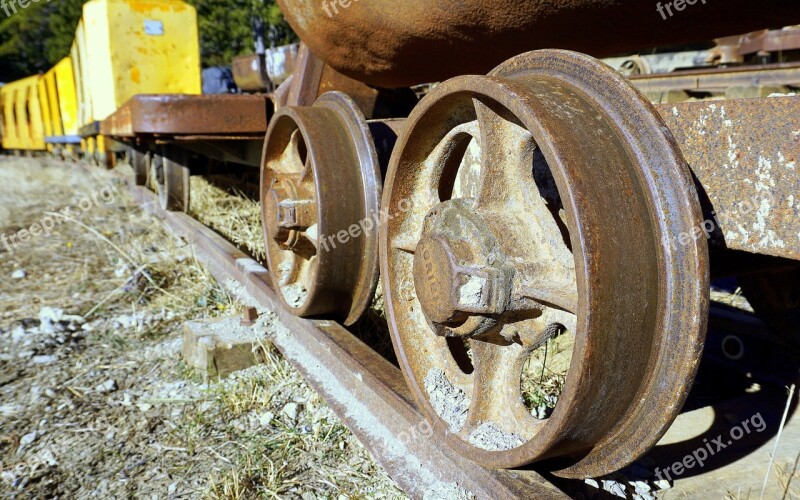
[152, 148, 190, 212]
[379, 50, 710, 477]
[261, 91, 382, 325]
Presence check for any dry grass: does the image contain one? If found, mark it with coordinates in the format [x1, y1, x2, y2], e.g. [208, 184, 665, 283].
[189, 176, 266, 262]
[0, 157, 405, 499]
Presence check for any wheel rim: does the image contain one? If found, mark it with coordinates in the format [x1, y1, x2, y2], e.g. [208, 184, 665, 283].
[260, 91, 382, 325]
[379, 50, 709, 477]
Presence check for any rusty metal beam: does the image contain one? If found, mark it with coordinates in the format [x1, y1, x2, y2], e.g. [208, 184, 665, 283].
[128, 184, 569, 499]
[100, 94, 274, 138]
[631, 62, 800, 93]
[656, 96, 800, 261]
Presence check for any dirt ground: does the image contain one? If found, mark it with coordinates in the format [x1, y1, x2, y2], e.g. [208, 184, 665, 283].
[0, 157, 405, 499]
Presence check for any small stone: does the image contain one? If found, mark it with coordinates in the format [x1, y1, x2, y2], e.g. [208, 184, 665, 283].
[168, 482, 178, 495]
[137, 403, 153, 412]
[601, 480, 627, 498]
[121, 393, 133, 406]
[259, 411, 275, 427]
[17, 431, 37, 453]
[653, 479, 672, 490]
[44, 389, 56, 398]
[17, 350, 35, 359]
[282, 402, 301, 422]
[95, 379, 118, 393]
[32, 355, 57, 365]
[632, 481, 652, 494]
[584, 478, 599, 489]
[11, 269, 26, 279]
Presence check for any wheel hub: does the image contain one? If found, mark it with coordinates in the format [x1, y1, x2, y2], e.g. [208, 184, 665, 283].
[413, 200, 513, 337]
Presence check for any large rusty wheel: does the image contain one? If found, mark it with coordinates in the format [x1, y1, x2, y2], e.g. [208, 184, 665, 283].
[260, 91, 382, 325]
[152, 147, 191, 212]
[379, 50, 710, 477]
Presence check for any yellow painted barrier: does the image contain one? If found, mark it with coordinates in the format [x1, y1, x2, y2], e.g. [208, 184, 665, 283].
[1, 76, 46, 152]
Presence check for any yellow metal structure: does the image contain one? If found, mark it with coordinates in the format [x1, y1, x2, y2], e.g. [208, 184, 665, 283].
[54, 58, 79, 139]
[79, 0, 201, 124]
[38, 74, 55, 151]
[72, 23, 93, 129]
[1, 76, 46, 151]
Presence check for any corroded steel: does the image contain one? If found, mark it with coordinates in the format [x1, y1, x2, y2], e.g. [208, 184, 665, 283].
[152, 148, 190, 212]
[232, 54, 272, 92]
[380, 50, 709, 477]
[130, 148, 148, 186]
[277, 0, 800, 87]
[630, 62, 800, 93]
[260, 92, 382, 325]
[100, 94, 274, 138]
[656, 96, 800, 262]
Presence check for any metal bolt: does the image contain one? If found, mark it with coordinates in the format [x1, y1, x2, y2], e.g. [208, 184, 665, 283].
[241, 307, 259, 326]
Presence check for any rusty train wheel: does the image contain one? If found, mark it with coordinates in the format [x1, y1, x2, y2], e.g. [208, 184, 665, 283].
[261, 91, 382, 325]
[379, 50, 710, 477]
[152, 148, 191, 212]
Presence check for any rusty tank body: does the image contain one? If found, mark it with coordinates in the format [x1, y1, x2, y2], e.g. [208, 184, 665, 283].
[278, 0, 800, 87]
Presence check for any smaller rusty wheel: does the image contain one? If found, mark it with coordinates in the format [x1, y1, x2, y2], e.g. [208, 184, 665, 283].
[260, 91, 382, 325]
[131, 149, 149, 186]
[152, 147, 191, 212]
[380, 50, 709, 477]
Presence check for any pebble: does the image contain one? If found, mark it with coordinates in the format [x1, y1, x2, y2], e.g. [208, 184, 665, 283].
[17, 431, 37, 454]
[259, 411, 275, 427]
[282, 402, 301, 422]
[32, 355, 58, 365]
[11, 269, 26, 279]
[95, 379, 119, 393]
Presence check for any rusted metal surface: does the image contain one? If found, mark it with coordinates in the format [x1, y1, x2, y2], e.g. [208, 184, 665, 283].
[261, 92, 383, 325]
[656, 96, 800, 262]
[152, 148, 191, 212]
[128, 183, 568, 499]
[283, 44, 383, 118]
[738, 26, 800, 56]
[278, 0, 800, 87]
[380, 50, 709, 478]
[240, 306, 259, 326]
[130, 148, 149, 186]
[100, 94, 274, 138]
[629, 62, 800, 93]
[232, 53, 272, 92]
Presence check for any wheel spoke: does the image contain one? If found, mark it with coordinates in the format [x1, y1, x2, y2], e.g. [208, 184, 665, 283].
[462, 341, 539, 448]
